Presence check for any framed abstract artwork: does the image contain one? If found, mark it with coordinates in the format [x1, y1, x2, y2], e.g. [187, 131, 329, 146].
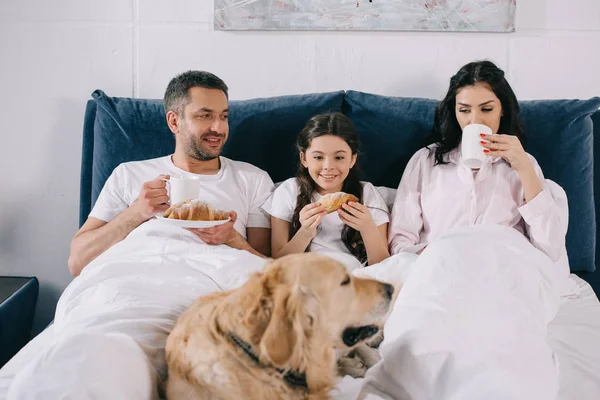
[214, 0, 516, 32]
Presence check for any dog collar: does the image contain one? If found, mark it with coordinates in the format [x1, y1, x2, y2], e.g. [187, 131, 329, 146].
[227, 332, 308, 389]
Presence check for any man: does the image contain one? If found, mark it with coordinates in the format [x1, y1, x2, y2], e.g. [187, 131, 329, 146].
[7, 72, 274, 399]
[68, 70, 273, 276]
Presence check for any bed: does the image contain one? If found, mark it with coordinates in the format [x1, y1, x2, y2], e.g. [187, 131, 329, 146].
[1, 89, 599, 399]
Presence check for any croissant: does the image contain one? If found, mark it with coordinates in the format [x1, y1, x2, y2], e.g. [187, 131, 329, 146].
[163, 199, 230, 221]
[318, 192, 359, 213]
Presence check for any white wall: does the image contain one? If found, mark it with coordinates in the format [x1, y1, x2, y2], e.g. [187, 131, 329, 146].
[0, 0, 599, 334]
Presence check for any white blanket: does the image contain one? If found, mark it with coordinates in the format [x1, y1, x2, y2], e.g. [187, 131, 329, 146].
[10, 222, 565, 399]
[345, 225, 563, 400]
[52, 219, 268, 377]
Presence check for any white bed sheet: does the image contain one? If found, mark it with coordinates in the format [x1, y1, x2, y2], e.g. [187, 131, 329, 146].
[547, 275, 600, 399]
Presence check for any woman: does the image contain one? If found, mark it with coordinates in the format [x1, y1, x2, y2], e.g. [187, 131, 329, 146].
[389, 60, 567, 262]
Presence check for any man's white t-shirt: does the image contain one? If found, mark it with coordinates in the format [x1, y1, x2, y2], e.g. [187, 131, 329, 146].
[261, 178, 390, 257]
[89, 156, 274, 238]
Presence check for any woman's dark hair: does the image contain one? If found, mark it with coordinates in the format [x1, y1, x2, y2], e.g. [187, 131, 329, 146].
[291, 112, 367, 263]
[429, 60, 525, 165]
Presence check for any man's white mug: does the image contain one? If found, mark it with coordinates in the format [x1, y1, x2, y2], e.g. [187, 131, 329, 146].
[461, 123, 492, 169]
[165, 175, 201, 205]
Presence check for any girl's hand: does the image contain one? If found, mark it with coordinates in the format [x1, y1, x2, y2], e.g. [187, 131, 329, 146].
[338, 202, 377, 233]
[480, 133, 534, 174]
[299, 203, 326, 238]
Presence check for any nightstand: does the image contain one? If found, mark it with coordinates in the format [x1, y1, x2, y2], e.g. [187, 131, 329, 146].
[0, 277, 39, 367]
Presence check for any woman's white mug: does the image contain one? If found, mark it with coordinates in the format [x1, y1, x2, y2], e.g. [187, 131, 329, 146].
[163, 175, 201, 204]
[461, 123, 492, 169]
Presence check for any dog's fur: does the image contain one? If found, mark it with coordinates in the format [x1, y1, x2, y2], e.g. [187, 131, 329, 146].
[165, 253, 393, 400]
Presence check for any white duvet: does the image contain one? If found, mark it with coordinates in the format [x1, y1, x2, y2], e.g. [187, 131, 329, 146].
[9, 221, 565, 400]
[343, 224, 564, 400]
[51, 219, 268, 377]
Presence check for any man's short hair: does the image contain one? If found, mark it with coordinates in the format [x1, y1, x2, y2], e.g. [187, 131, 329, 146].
[163, 70, 229, 116]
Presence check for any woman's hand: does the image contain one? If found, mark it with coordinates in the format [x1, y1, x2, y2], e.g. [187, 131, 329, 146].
[338, 202, 377, 233]
[480, 133, 534, 174]
[299, 203, 326, 238]
[480, 133, 543, 202]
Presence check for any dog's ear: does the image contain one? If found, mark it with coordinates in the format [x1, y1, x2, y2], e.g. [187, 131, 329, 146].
[259, 286, 298, 367]
[244, 266, 282, 344]
[260, 282, 318, 368]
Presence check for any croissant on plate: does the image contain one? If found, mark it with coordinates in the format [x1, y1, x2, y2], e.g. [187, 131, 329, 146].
[318, 192, 359, 213]
[163, 199, 230, 221]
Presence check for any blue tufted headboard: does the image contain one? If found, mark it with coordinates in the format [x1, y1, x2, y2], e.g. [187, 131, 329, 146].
[79, 90, 600, 292]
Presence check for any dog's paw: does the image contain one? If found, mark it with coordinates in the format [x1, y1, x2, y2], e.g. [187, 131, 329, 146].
[366, 330, 384, 349]
[338, 354, 367, 378]
[354, 343, 382, 368]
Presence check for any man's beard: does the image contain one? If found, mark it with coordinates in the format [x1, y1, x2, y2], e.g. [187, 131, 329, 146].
[184, 132, 225, 161]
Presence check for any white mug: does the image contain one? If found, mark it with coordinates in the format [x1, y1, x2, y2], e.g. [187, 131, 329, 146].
[164, 175, 201, 205]
[461, 123, 492, 169]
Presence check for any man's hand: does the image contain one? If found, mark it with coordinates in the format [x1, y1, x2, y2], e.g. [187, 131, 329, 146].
[186, 211, 238, 245]
[131, 174, 170, 221]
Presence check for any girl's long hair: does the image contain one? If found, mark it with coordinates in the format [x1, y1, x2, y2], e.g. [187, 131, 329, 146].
[291, 112, 367, 263]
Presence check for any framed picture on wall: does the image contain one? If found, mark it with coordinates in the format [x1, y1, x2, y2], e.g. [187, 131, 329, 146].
[214, 0, 516, 32]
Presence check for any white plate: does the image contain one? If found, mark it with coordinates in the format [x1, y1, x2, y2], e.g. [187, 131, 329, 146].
[155, 214, 231, 228]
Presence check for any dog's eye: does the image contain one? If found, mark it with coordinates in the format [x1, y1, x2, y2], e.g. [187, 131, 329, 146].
[341, 275, 351, 286]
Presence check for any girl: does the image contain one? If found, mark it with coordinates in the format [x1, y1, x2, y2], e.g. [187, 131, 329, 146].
[389, 60, 567, 263]
[262, 112, 390, 269]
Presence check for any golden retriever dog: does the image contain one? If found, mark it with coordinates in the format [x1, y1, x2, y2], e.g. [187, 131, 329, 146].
[165, 253, 394, 400]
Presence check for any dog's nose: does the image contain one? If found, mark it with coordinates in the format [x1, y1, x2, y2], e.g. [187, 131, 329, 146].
[381, 283, 394, 300]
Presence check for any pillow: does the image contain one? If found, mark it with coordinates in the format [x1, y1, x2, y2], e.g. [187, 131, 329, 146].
[343, 91, 437, 189]
[90, 91, 173, 213]
[376, 186, 397, 212]
[593, 109, 600, 272]
[224, 92, 345, 184]
[85, 90, 345, 217]
[343, 91, 600, 272]
[519, 98, 600, 272]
